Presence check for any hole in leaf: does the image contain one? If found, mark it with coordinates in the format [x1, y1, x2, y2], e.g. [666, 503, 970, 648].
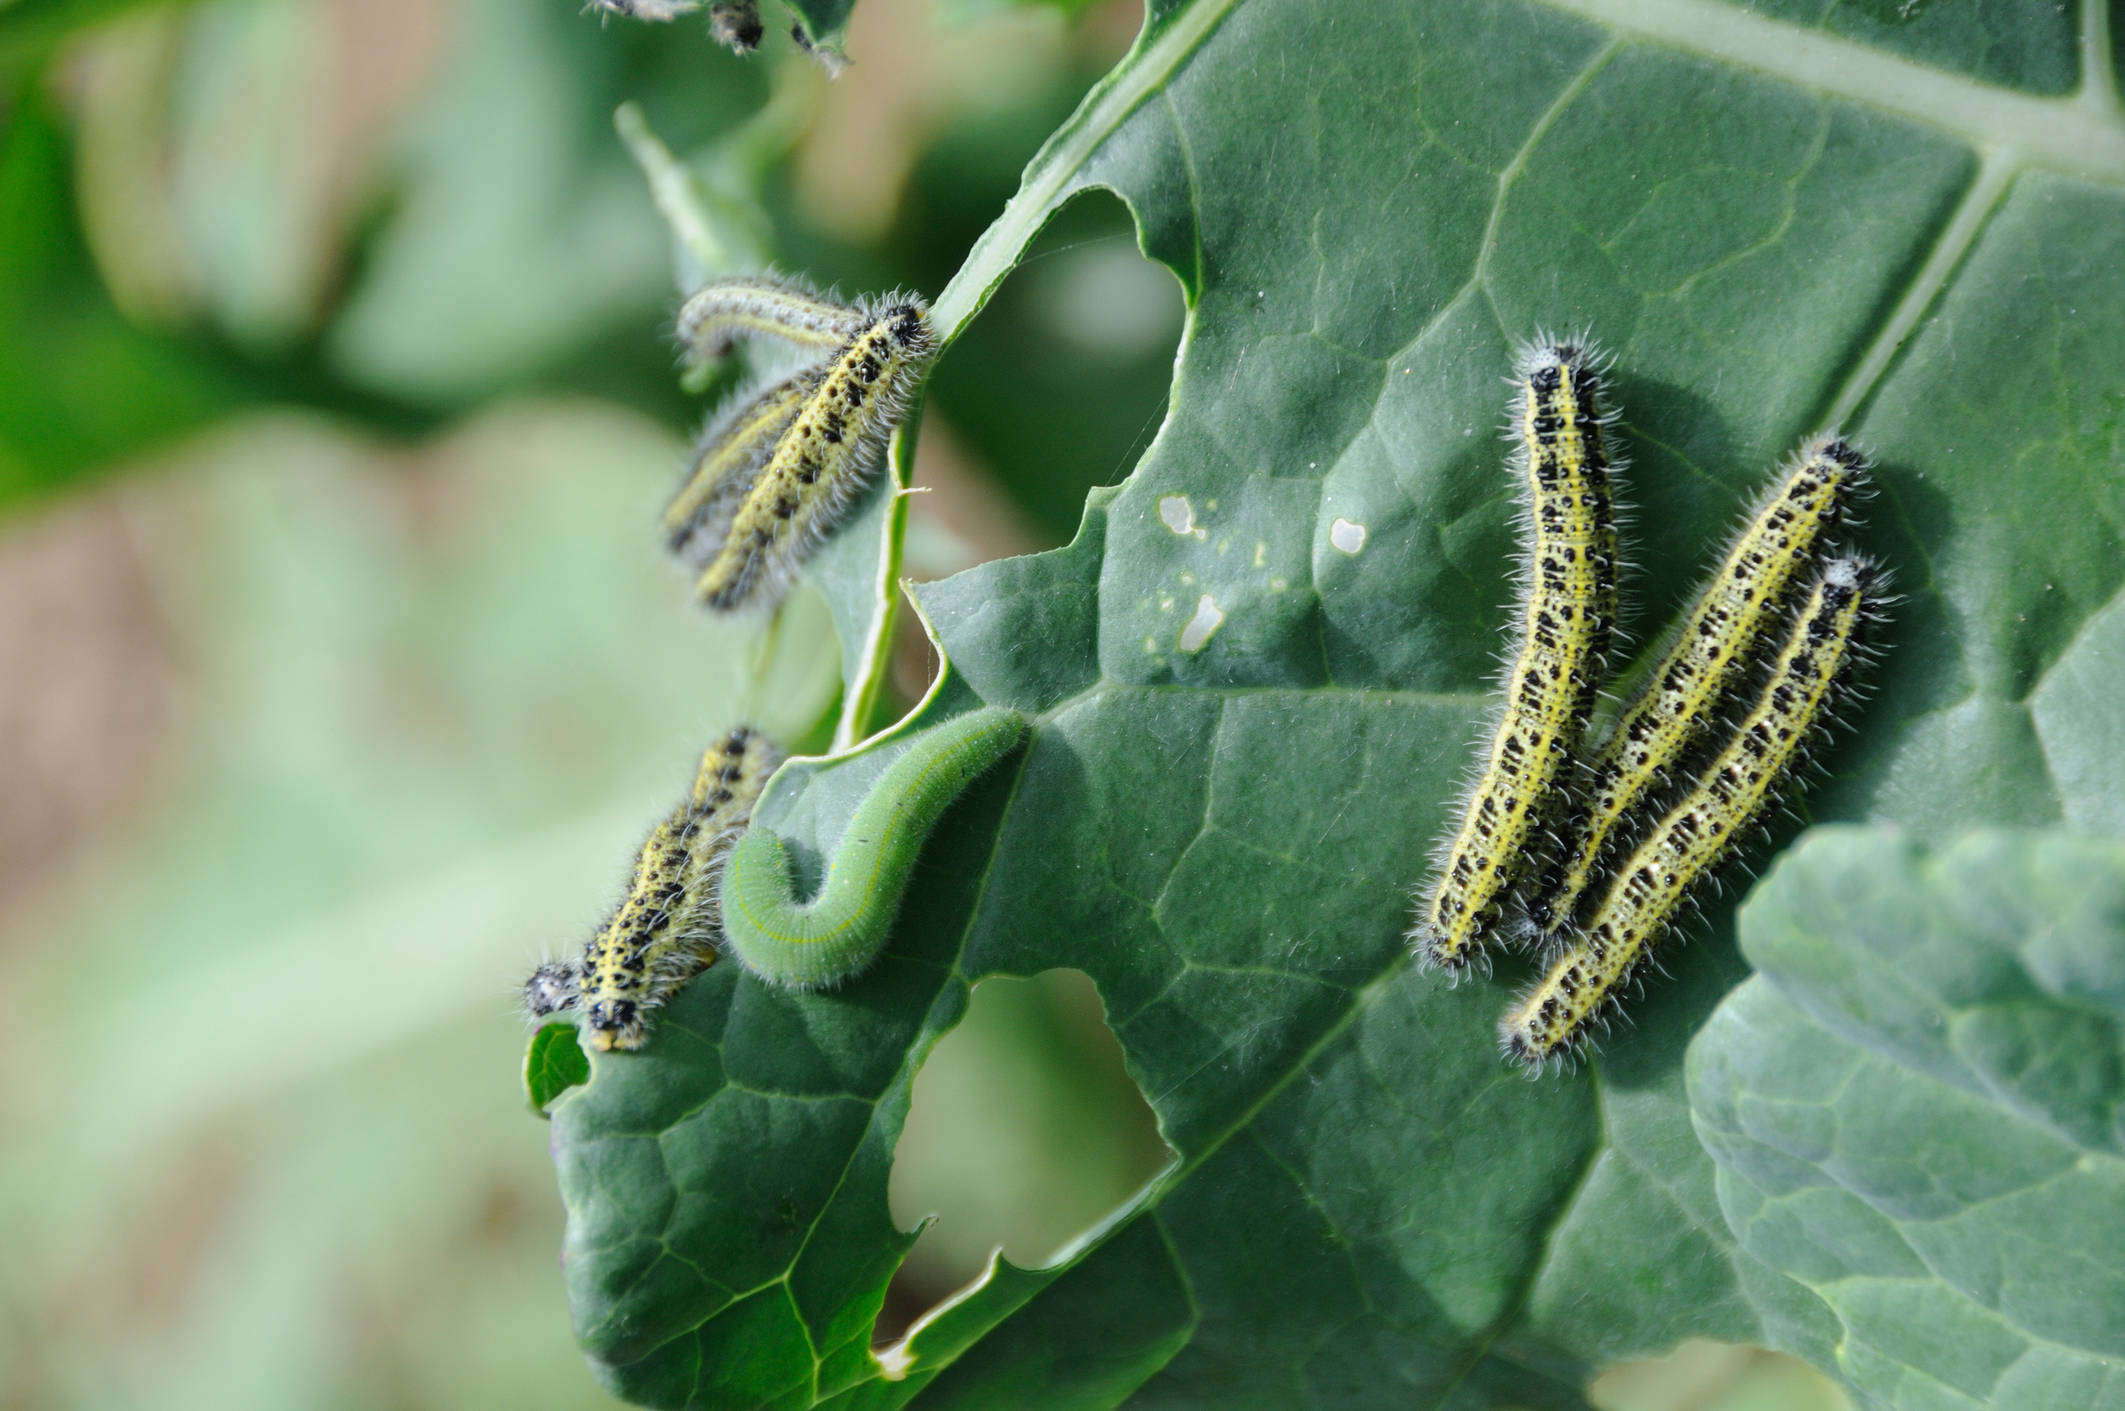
[1589, 1339, 1853, 1411]
[924, 187, 1186, 547]
[881, 968, 1172, 1335]
[888, 187, 1185, 711]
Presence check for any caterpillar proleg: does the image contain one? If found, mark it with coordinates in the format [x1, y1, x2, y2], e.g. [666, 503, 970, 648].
[1411, 341, 1620, 974]
[1501, 557, 1883, 1071]
[1527, 435, 1867, 940]
[522, 725, 782, 1051]
[719, 708, 1025, 989]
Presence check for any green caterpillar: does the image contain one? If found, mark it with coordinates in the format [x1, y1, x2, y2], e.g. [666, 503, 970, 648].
[719, 708, 1026, 989]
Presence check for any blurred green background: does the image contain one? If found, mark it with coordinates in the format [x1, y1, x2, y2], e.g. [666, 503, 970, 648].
[0, 2, 1847, 1407]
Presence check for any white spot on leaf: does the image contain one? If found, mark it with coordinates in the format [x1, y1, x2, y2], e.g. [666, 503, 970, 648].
[1159, 495, 1204, 538]
[1178, 595, 1224, 652]
[1329, 518, 1368, 554]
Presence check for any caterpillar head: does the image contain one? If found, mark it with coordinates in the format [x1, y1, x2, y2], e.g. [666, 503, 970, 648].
[523, 959, 583, 1019]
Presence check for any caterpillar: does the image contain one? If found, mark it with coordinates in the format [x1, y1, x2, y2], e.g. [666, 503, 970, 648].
[719, 708, 1026, 989]
[675, 275, 877, 370]
[1501, 557, 1883, 1072]
[586, 1, 702, 21]
[667, 277, 937, 613]
[523, 725, 782, 1051]
[1526, 435, 1867, 941]
[1411, 341, 1620, 974]
[662, 372, 817, 567]
[786, 19, 847, 76]
[708, 0, 762, 51]
[583, 2, 759, 53]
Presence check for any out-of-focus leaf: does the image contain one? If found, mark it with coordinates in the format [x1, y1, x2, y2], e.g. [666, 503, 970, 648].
[0, 400, 839, 1408]
[542, 0, 2125, 1405]
[0, 89, 251, 503]
[162, 0, 366, 352]
[887, 968, 1172, 1297]
[924, 191, 1180, 544]
[325, 0, 770, 406]
[1692, 828, 2125, 1410]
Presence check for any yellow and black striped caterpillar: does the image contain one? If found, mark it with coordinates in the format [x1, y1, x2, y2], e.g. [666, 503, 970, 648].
[1525, 435, 1868, 941]
[1501, 557, 1884, 1071]
[524, 725, 781, 1051]
[666, 275, 937, 613]
[1411, 340, 1620, 974]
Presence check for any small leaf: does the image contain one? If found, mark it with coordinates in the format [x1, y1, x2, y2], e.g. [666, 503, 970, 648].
[525, 1022, 594, 1117]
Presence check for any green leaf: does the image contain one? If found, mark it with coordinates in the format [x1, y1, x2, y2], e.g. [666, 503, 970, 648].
[547, 0, 2125, 1405]
[1691, 827, 2125, 1410]
[527, 1022, 594, 1117]
[0, 85, 253, 504]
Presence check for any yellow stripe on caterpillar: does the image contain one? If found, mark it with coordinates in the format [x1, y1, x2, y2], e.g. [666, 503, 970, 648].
[1501, 557, 1880, 1072]
[1412, 340, 1620, 974]
[663, 373, 817, 566]
[694, 298, 936, 612]
[1529, 434, 1867, 939]
[676, 274, 873, 368]
[522, 725, 782, 1051]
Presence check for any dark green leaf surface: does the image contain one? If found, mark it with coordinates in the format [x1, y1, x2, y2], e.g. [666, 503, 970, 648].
[1692, 828, 2125, 1410]
[546, 0, 2125, 1405]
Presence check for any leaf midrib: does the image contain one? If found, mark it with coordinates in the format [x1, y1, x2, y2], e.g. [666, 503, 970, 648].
[1547, 0, 2125, 183]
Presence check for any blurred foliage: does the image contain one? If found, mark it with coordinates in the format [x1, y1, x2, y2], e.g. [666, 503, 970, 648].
[0, 402, 841, 1410]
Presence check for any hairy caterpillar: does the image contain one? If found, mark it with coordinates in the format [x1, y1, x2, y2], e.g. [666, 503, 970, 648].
[523, 725, 782, 1051]
[582, 2, 759, 53]
[1501, 557, 1883, 1071]
[675, 274, 876, 369]
[719, 708, 1026, 989]
[667, 277, 937, 613]
[1411, 341, 1620, 974]
[1526, 435, 1867, 940]
[708, 0, 762, 51]
[587, 0, 700, 20]
[662, 373, 816, 566]
[786, 19, 847, 76]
